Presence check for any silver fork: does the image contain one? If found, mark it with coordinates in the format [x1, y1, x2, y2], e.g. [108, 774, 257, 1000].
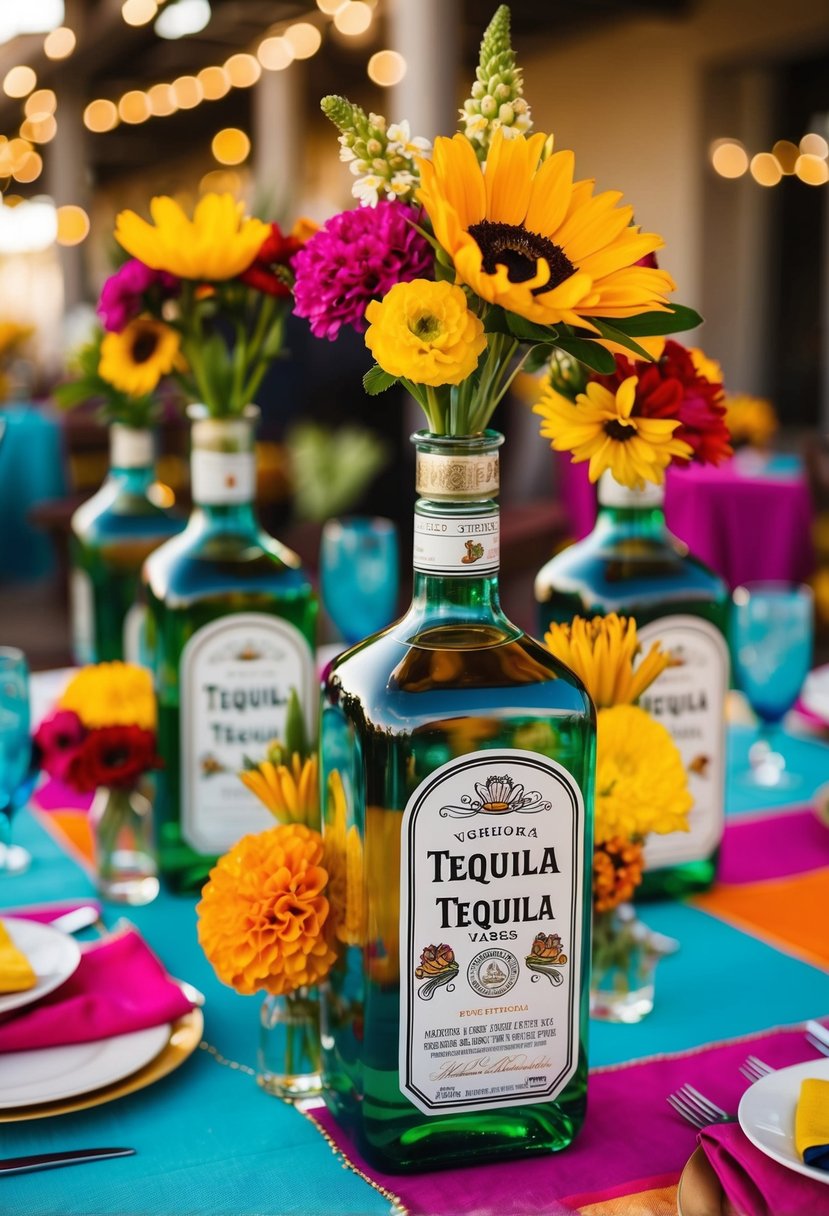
[739, 1055, 774, 1083]
[667, 1083, 734, 1129]
[805, 1029, 829, 1059]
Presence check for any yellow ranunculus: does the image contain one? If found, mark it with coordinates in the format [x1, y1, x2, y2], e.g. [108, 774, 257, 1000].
[595, 705, 692, 844]
[115, 193, 269, 281]
[99, 318, 183, 397]
[364, 279, 487, 387]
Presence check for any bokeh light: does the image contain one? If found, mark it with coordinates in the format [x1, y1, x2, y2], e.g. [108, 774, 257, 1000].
[710, 139, 749, 178]
[118, 90, 151, 124]
[750, 152, 782, 186]
[795, 154, 829, 186]
[13, 150, 43, 183]
[4, 67, 37, 98]
[121, 0, 157, 26]
[20, 115, 57, 143]
[258, 36, 294, 71]
[44, 26, 76, 59]
[772, 140, 799, 174]
[148, 83, 177, 116]
[211, 127, 251, 165]
[198, 66, 231, 99]
[84, 99, 119, 132]
[224, 54, 261, 88]
[368, 50, 407, 87]
[25, 89, 57, 119]
[316, 0, 346, 11]
[800, 132, 829, 159]
[284, 22, 322, 59]
[334, 2, 372, 35]
[56, 205, 90, 245]
[199, 169, 242, 195]
[171, 76, 203, 109]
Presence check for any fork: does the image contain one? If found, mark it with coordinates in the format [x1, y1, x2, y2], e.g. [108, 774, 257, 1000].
[739, 1055, 774, 1083]
[667, 1083, 734, 1129]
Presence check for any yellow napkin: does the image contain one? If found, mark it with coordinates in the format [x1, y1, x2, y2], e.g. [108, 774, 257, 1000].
[795, 1077, 829, 1170]
[0, 921, 37, 993]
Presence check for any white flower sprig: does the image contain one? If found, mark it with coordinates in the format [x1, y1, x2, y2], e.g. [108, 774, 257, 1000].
[323, 97, 431, 208]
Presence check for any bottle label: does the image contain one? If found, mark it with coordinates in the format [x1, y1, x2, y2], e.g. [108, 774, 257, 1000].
[123, 603, 147, 668]
[191, 450, 256, 505]
[413, 513, 499, 575]
[180, 613, 315, 855]
[70, 568, 95, 665]
[110, 425, 154, 469]
[399, 749, 584, 1116]
[637, 615, 728, 869]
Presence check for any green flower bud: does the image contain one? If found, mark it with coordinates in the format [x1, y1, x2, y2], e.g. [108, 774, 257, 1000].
[459, 4, 532, 160]
[366, 138, 383, 156]
[471, 81, 486, 100]
[499, 102, 514, 125]
[495, 82, 511, 102]
[481, 95, 498, 119]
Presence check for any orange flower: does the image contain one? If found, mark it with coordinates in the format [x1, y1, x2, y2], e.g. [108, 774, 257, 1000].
[592, 836, 645, 913]
[196, 824, 337, 996]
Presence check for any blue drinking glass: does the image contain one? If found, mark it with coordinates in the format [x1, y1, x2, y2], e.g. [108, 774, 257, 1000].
[732, 583, 814, 786]
[0, 647, 33, 874]
[320, 516, 400, 647]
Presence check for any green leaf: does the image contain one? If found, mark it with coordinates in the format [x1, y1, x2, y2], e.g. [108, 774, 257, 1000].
[554, 337, 616, 375]
[595, 303, 703, 338]
[363, 365, 398, 395]
[505, 313, 559, 344]
[283, 687, 309, 759]
[589, 319, 654, 362]
[523, 344, 553, 375]
[483, 306, 510, 335]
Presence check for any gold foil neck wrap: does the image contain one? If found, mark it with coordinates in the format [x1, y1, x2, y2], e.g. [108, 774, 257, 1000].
[415, 451, 499, 500]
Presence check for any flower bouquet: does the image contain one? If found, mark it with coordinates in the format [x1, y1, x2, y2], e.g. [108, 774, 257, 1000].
[545, 614, 693, 1022]
[35, 663, 162, 903]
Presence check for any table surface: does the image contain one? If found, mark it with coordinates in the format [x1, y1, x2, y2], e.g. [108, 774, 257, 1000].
[1, 719, 828, 1215]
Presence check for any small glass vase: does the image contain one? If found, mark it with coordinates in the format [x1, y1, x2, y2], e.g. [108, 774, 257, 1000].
[89, 785, 159, 905]
[590, 903, 676, 1024]
[258, 987, 322, 1101]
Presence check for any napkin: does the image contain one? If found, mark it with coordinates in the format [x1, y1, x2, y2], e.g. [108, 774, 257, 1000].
[0, 922, 36, 993]
[796, 1077, 829, 1170]
[0, 927, 194, 1053]
[699, 1122, 829, 1216]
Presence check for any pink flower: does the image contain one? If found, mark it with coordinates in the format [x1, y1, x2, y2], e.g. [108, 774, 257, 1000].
[34, 709, 86, 783]
[97, 260, 180, 333]
[292, 201, 433, 341]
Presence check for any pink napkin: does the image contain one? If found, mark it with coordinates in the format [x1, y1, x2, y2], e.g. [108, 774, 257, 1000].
[0, 926, 194, 1053]
[3, 898, 103, 925]
[699, 1122, 829, 1216]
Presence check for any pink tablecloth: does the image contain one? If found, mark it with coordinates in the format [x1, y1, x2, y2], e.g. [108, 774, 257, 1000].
[558, 453, 815, 590]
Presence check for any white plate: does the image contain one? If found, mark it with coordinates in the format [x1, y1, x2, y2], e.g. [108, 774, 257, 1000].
[800, 667, 829, 725]
[0, 1022, 171, 1108]
[738, 1056, 829, 1185]
[0, 917, 81, 1016]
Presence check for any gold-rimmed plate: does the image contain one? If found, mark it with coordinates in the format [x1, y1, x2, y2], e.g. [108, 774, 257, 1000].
[0, 1008, 203, 1122]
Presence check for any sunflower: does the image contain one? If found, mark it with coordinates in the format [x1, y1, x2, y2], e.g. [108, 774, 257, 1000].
[545, 613, 673, 708]
[416, 128, 675, 330]
[595, 705, 692, 845]
[534, 375, 692, 488]
[99, 318, 183, 396]
[115, 193, 270, 281]
[239, 753, 319, 829]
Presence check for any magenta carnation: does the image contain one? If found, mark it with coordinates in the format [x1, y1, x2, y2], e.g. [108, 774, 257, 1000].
[292, 201, 433, 341]
[34, 709, 87, 783]
[98, 259, 180, 333]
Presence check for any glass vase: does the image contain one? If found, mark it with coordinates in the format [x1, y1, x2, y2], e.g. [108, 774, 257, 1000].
[590, 903, 676, 1023]
[258, 987, 322, 1101]
[90, 784, 159, 905]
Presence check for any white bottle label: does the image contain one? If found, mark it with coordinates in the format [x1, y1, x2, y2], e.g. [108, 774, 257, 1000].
[180, 613, 315, 855]
[637, 615, 728, 870]
[70, 568, 95, 665]
[413, 513, 499, 575]
[191, 450, 256, 505]
[399, 749, 584, 1116]
[123, 603, 147, 668]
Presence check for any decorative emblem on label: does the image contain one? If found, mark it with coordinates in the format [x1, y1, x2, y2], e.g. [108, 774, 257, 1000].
[524, 932, 568, 986]
[415, 943, 459, 1000]
[439, 773, 552, 819]
[467, 948, 520, 998]
[461, 541, 484, 564]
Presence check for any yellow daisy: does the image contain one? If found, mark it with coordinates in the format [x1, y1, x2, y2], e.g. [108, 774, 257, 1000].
[115, 193, 269, 281]
[417, 128, 675, 330]
[239, 753, 319, 829]
[534, 375, 692, 488]
[99, 318, 183, 397]
[545, 613, 673, 708]
[596, 705, 692, 845]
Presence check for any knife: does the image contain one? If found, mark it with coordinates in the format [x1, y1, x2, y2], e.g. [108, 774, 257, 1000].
[0, 1147, 135, 1176]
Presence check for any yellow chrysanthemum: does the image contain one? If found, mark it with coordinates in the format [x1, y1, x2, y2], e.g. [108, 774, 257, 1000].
[364, 279, 486, 387]
[323, 770, 366, 948]
[724, 393, 777, 448]
[534, 375, 693, 488]
[58, 661, 155, 730]
[595, 705, 692, 845]
[545, 613, 673, 708]
[417, 128, 675, 331]
[115, 193, 270, 281]
[689, 346, 723, 386]
[99, 318, 183, 397]
[196, 824, 337, 997]
[239, 753, 319, 829]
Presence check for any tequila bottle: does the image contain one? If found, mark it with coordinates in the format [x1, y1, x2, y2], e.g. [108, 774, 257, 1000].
[320, 431, 594, 1174]
[144, 406, 317, 893]
[535, 472, 729, 898]
[70, 424, 182, 665]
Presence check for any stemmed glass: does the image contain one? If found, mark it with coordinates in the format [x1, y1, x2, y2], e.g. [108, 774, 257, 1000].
[731, 583, 814, 787]
[0, 647, 33, 874]
[320, 517, 399, 648]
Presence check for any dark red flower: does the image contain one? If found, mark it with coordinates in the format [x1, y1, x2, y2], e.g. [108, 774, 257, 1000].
[34, 709, 87, 783]
[66, 725, 161, 793]
[240, 222, 304, 298]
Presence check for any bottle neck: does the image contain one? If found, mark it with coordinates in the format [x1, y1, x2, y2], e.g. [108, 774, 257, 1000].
[188, 407, 258, 532]
[595, 471, 667, 540]
[108, 425, 155, 494]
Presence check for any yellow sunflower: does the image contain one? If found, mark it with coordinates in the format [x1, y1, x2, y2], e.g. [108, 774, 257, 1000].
[115, 193, 269, 281]
[99, 318, 183, 396]
[595, 705, 692, 845]
[545, 613, 673, 708]
[417, 128, 675, 330]
[534, 375, 692, 488]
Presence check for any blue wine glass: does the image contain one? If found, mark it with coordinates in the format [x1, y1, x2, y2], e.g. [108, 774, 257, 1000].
[732, 583, 813, 787]
[0, 647, 33, 874]
[320, 517, 399, 647]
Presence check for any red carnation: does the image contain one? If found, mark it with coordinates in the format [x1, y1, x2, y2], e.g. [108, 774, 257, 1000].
[66, 725, 162, 793]
[240, 222, 304, 298]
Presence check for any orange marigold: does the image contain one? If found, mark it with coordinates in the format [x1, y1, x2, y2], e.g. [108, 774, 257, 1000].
[196, 823, 337, 996]
[592, 836, 645, 914]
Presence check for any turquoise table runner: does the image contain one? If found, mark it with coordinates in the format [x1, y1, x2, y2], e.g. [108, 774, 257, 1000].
[1, 726, 827, 1214]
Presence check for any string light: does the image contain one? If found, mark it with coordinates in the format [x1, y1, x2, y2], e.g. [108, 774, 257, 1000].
[56, 205, 90, 246]
[750, 152, 782, 187]
[20, 115, 57, 143]
[710, 139, 748, 179]
[25, 89, 57, 119]
[147, 83, 177, 116]
[199, 169, 242, 195]
[257, 35, 294, 70]
[800, 133, 829, 159]
[224, 54, 261, 88]
[772, 140, 799, 174]
[3, 67, 37, 99]
[154, 0, 211, 40]
[121, 0, 158, 26]
[368, 50, 406, 86]
[198, 66, 231, 100]
[211, 128, 250, 165]
[12, 150, 43, 183]
[316, 0, 346, 11]
[284, 22, 321, 59]
[44, 26, 76, 59]
[119, 90, 152, 124]
[334, 2, 372, 35]
[795, 154, 829, 186]
[84, 99, 119, 133]
[171, 76, 204, 109]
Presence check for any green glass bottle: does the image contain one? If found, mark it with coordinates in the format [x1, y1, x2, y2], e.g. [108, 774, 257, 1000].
[70, 424, 182, 665]
[144, 406, 317, 893]
[320, 431, 594, 1174]
[535, 472, 729, 898]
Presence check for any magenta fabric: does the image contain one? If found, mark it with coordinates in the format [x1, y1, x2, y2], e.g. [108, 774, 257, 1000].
[0, 926, 194, 1053]
[2, 898, 102, 924]
[32, 776, 92, 812]
[718, 809, 829, 885]
[311, 1023, 829, 1216]
[556, 456, 815, 590]
[699, 1121, 829, 1216]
